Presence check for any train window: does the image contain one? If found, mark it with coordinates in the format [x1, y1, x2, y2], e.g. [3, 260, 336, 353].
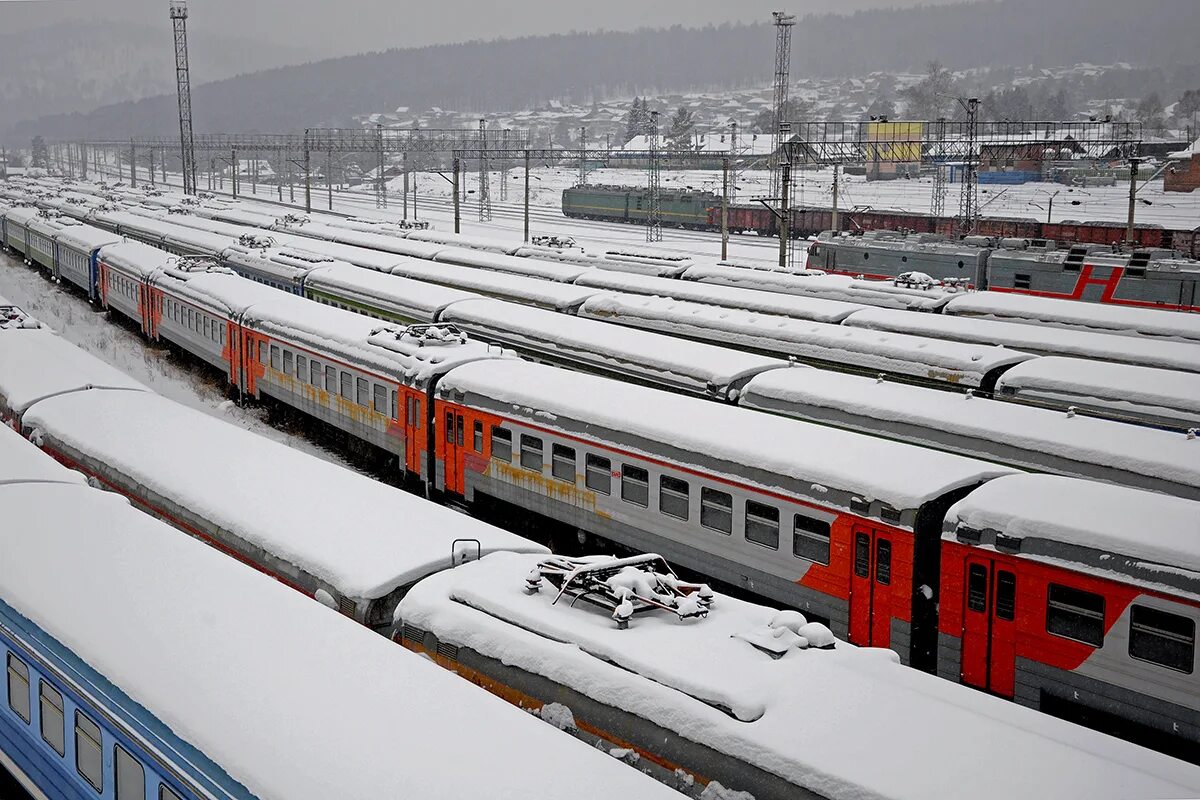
[996, 571, 1016, 621]
[520, 435, 544, 472]
[115, 744, 145, 799]
[792, 514, 831, 564]
[659, 475, 690, 521]
[39, 681, 65, 755]
[700, 488, 733, 535]
[456, 415, 465, 446]
[373, 384, 387, 414]
[6, 653, 30, 723]
[1046, 584, 1105, 647]
[967, 565, 988, 612]
[621, 464, 649, 507]
[854, 534, 870, 578]
[356, 378, 369, 406]
[745, 501, 780, 550]
[875, 540, 891, 585]
[473, 420, 483, 452]
[585, 454, 611, 494]
[270, 345, 280, 370]
[1014, 273, 1032, 289]
[283, 350, 293, 375]
[75, 710, 103, 792]
[491, 427, 512, 462]
[863, 252, 869, 260]
[1129, 605, 1194, 674]
[392, 391, 399, 422]
[325, 365, 337, 394]
[957, 260, 965, 269]
[310, 360, 321, 386]
[552, 444, 576, 483]
[445, 412, 454, 443]
[296, 355, 307, 380]
[159, 785, 184, 800]
[340, 372, 353, 400]
[258, 341, 266, 364]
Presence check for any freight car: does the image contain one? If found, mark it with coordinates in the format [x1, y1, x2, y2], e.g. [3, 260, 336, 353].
[562, 184, 721, 229]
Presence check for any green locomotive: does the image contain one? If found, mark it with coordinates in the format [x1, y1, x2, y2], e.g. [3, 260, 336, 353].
[561, 185, 719, 229]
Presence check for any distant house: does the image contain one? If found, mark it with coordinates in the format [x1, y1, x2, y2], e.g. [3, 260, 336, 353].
[1165, 138, 1200, 193]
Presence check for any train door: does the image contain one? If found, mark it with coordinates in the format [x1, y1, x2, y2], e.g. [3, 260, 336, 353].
[848, 525, 894, 648]
[960, 557, 1017, 697]
[404, 393, 423, 475]
[443, 408, 466, 495]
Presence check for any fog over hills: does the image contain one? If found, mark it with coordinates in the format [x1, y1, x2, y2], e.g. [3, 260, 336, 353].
[5, 0, 1198, 143]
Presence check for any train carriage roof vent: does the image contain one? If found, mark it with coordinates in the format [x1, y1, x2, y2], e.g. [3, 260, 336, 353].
[879, 505, 902, 524]
[167, 255, 229, 275]
[962, 235, 993, 248]
[849, 496, 872, 515]
[275, 213, 310, 227]
[336, 594, 357, 618]
[239, 233, 276, 249]
[994, 534, 1023, 554]
[401, 623, 426, 646]
[369, 323, 469, 350]
[955, 525, 983, 545]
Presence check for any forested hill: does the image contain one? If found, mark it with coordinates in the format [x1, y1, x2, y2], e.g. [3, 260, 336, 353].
[10, 0, 1198, 142]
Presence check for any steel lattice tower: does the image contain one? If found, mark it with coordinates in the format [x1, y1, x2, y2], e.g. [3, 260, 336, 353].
[957, 98, 980, 235]
[499, 128, 509, 201]
[478, 119, 491, 221]
[768, 11, 795, 202]
[169, 0, 197, 195]
[375, 124, 387, 208]
[646, 110, 662, 242]
[930, 117, 947, 216]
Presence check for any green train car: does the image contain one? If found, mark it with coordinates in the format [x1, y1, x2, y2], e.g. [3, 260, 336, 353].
[561, 185, 719, 229]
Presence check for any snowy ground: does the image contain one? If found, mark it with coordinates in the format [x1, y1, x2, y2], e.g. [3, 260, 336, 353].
[0, 251, 358, 472]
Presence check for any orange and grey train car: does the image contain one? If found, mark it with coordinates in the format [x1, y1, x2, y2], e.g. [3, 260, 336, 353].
[939, 474, 1199, 761]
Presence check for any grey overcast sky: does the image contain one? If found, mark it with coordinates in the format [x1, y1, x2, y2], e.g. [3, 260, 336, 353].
[0, 0, 971, 59]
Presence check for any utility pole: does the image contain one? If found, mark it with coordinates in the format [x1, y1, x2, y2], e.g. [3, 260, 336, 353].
[729, 120, 739, 204]
[375, 123, 387, 209]
[957, 98, 980, 235]
[130, 140, 137, 187]
[721, 157, 730, 261]
[930, 117, 947, 216]
[452, 156, 461, 234]
[499, 129, 510, 202]
[1126, 156, 1140, 245]
[524, 149, 531, 242]
[831, 163, 840, 232]
[148, 148, 155, 185]
[768, 11, 796, 202]
[169, 0, 197, 194]
[778, 153, 791, 268]
[579, 126, 587, 186]
[402, 152, 409, 219]
[646, 110, 662, 242]
[478, 119, 491, 221]
[303, 136, 312, 213]
[231, 147, 239, 198]
[277, 148, 283, 202]
[327, 146, 333, 211]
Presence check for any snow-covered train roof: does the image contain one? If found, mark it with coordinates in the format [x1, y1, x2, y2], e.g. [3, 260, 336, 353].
[1, 206, 41, 226]
[432, 247, 590, 282]
[201, 273, 512, 384]
[441, 297, 785, 399]
[0, 424, 85, 487]
[386, 257, 600, 311]
[0, 485, 675, 800]
[0, 326, 147, 419]
[273, 234, 407, 272]
[442, 359, 1015, 515]
[98, 210, 239, 253]
[741, 368, 1200, 501]
[219, 243, 335, 284]
[285, 221, 449, 259]
[305, 264, 479, 320]
[98, 239, 177, 277]
[22, 389, 545, 600]
[398, 552, 1200, 800]
[573, 269, 866, 323]
[944, 291, 1200, 343]
[845, 306, 1200, 374]
[995, 356, 1200, 428]
[946, 474, 1200, 597]
[405, 228, 522, 254]
[682, 263, 954, 311]
[579, 294, 1031, 388]
[52, 222, 122, 253]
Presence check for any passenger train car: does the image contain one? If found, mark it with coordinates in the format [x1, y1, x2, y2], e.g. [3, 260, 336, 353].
[0, 428, 680, 800]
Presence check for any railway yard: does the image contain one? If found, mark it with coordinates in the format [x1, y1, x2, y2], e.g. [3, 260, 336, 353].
[3, 3, 1200, 794]
[2, 166, 1199, 799]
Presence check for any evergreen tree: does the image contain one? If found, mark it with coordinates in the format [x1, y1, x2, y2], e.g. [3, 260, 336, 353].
[667, 105, 697, 150]
[30, 136, 48, 169]
[624, 97, 650, 144]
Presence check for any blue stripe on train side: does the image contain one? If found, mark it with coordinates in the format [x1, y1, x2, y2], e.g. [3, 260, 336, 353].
[0, 597, 256, 800]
